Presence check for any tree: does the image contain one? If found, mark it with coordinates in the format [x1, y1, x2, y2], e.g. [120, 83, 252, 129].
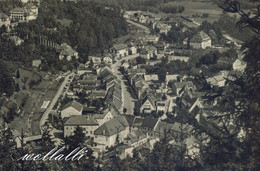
[0, 128, 16, 170]
[198, 0, 260, 169]
[37, 122, 57, 170]
[16, 70, 20, 79]
[0, 60, 14, 96]
[123, 108, 127, 114]
[63, 126, 95, 170]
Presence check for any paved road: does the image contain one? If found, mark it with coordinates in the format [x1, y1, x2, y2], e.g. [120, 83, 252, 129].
[111, 53, 140, 115]
[39, 72, 74, 134]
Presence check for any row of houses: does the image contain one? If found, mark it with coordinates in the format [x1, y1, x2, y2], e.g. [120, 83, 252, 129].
[63, 109, 198, 158]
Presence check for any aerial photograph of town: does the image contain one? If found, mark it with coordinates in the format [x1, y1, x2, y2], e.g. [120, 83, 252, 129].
[0, 0, 259, 170]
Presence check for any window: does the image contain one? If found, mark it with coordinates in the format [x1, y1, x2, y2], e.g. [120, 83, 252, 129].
[90, 131, 92, 134]
[86, 131, 88, 134]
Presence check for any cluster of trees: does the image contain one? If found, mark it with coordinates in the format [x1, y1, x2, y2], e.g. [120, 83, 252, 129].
[198, 50, 221, 65]
[146, 58, 191, 82]
[13, 0, 128, 61]
[190, 48, 237, 76]
[0, 0, 23, 14]
[216, 13, 255, 42]
[0, 60, 14, 97]
[161, 23, 197, 44]
[198, 20, 224, 44]
[159, 5, 185, 14]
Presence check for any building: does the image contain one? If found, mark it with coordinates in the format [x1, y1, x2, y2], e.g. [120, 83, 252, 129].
[140, 117, 159, 136]
[61, 100, 83, 119]
[89, 56, 102, 66]
[109, 44, 129, 59]
[94, 115, 129, 151]
[58, 43, 79, 61]
[168, 55, 190, 63]
[64, 115, 99, 137]
[144, 74, 159, 82]
[153, 22, 172, 34]
[173, 81, 195, 96]
[140, 94, 157, 113]
[0, 12, 10, 27]
[32, 59, 41, 68]
[140, 45, 157, 60]
[10, 4, 38, 22]
[190, 31, 211, 49]
[24, 3, 38, 20]
[165, 74, 179, 84]
[93, 106, 119, 125]
[206, 71, 229, 87]
[103, 56, 113, 65]
[10, 8, 27, 21]
[233, 59, 247, 72]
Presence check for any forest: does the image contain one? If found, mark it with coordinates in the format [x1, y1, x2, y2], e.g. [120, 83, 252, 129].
[0, 0, 128, 96]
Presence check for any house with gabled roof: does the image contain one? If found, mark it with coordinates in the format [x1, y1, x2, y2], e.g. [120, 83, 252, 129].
[233, 59, 247, 72]
[190, 31, 211, 49]
[89, 56, 102, 66]
[94, 115, 130, 150]
[64, 115, 99, 137]
[144, 74, 159, 82]
[168, 55, 190, 63]
[140, 94, 156, 114]
[93, 105, 119, 125]
[58, 43, 78, 61]
[0, 12, 10, 27]
[140, 117, 159, 135]
[180, 89, 203, 114]
[134, 78, 149, 99]
[109, 43, 129, 59]
[123, 130, 148, 148]
[166, 74, 179, 85]
[173, 81, 195, 96]
[61, 100, 83, 119]
[140, 45, 157, 60]
[131, 117, 144, 131]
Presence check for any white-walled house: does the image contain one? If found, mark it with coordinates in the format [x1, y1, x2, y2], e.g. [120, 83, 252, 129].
[109, 44, 129, 59]
[94, 115, 129, 151]
[233, 59, 247, 72]
[93, 107, 119, 125]
[58, 43, 79, 61]
[0, 12, 10, 27]
[61, 100, 83, 119]
[140, 95, 156, 113]
[64, 115, 99, 137]
[190, 31, 211, 49]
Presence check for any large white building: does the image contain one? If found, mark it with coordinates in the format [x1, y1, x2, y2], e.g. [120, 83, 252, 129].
[190, 31, 211, 49]
[94, 115, 129, 151]
[64, 115, 99, 137]
[10, 3, 38, 22]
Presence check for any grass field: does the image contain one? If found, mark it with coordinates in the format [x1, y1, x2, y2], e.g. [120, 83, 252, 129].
[164, 0, 223, 23]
